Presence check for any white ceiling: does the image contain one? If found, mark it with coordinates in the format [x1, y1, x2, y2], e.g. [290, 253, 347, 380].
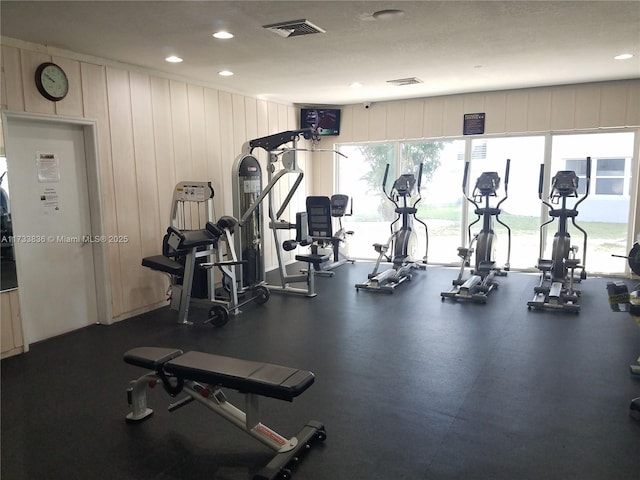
[1, 1, 639, 106]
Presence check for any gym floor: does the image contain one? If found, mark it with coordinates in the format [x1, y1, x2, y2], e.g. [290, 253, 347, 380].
[2, 263, 639, 480]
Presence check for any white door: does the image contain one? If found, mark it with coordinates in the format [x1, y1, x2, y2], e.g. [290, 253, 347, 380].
[4, 117, 98, 344]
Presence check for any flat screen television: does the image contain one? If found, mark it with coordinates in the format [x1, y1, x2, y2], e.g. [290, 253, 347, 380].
[300, 108, 341, 136]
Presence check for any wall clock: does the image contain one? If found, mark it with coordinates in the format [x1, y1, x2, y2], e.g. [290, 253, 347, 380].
[35, 62, 69, 102]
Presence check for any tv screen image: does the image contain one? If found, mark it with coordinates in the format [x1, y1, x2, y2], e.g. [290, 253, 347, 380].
[301, 108, 341, 136]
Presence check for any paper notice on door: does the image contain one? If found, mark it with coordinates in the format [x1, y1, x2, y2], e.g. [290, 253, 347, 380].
[36, 152, 60, 183]
[40, 186, 60, 214]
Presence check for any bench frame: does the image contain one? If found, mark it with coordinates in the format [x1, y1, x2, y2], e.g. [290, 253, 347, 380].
[124, 347, 325, 480]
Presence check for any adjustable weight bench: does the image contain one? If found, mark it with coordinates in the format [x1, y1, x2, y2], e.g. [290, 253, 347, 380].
[124, 347, 326, 480]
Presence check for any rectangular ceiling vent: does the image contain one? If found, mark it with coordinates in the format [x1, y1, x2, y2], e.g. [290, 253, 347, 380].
[263, 19, 326, 38]
[387, 77, 424, 86]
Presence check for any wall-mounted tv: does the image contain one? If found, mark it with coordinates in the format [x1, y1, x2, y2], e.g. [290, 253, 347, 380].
[300, 108, 341, 136]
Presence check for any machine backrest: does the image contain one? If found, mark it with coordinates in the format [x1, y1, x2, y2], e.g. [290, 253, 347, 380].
[306, 196, 333, 238]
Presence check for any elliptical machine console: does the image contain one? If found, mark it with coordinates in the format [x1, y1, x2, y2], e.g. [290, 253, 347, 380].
[441, 159, 512, 303]
[355, 163, 428, 293]
[527, 157, 591, 313]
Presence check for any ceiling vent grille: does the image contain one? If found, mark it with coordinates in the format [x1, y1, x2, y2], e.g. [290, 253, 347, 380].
[386, 77, 424, 86]
[263, 19, 326, 38]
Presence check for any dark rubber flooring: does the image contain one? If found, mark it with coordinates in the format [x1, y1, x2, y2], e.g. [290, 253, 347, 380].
[2, 263, 639, 480]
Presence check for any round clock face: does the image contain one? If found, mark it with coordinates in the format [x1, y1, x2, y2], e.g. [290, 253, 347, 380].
[35, 62, 69, 101]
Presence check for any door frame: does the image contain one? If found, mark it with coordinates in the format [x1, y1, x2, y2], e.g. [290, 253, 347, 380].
[1, 111, 112, 349]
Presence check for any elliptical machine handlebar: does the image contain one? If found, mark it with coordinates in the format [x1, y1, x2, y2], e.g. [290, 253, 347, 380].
[574, 156, 592, 210]
[496, 158, 511, 210]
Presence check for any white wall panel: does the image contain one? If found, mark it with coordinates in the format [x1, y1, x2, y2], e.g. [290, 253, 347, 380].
[1, 46, 25, 112]
[505, 91, 528, 134]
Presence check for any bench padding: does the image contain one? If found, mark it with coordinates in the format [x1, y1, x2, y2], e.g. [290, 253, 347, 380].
[124, 347, 315, 402]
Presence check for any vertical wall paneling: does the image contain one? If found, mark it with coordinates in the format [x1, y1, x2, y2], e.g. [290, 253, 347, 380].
[1, 46, 25, 111]
[169, 80, 192, 182]
[369, 104, 387, 140]
[574, 84, 601, 130]
[527, 89, 552, 132]
[217, 91, 234, 216]
[20, 50, 55, 114]
[0, 290, 23, 358]
[129, 71, 166, 304]
[550, 86, 576, 131]
[423, 97, 444, 138]
[626, 83, 640, 127]
[599, 83, 628, 128]
[351, 106, 369, 141]
[442, 95, 464, 136]
[462, 94, 485, 121]
[386, 102, 404, 140]
[203, 88, 223, 215]
[52, 56, 83, 117]
[149, 76, 177, 234]
[187, 85, 208, 181]
[106, 67, 144, 313]
[505, 90, 528, 133]
[81, 61, 123, 316]
[484, 92, 507, 134]
[339, 105, 354, 140]
[404, 99, 425, 140]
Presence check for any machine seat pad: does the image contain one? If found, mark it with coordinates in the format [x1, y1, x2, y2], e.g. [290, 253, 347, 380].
[180, 230, 216, 249]
[124, 347, 184, 370]
[295, 253, 329, 265]
[141, 255, 184, 276]
[164, 351, 315, 402]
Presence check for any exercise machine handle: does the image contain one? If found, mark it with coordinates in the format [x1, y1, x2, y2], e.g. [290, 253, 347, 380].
[537, 164, 545, 200]
[417, 163, 424, 190]
[575, 156, 592, 209]
[504, 158, 511, 189]
[462, 161, 470, 191]
[382, 163, 391, 199]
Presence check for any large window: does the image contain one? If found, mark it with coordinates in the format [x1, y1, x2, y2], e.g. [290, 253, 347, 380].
[550, 132, 634, 274]
[335, 131, 636, 275]
[336, 140, 464, 264]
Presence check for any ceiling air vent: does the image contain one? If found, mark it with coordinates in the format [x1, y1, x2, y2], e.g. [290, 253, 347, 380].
[263, 19, 326, 38]
[386, 77, 424, 86]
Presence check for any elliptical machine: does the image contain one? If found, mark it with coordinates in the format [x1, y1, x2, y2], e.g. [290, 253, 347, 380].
[441, 159, 512, 303]
[528, 157, 591, 313]
[355, 163, 428, 293]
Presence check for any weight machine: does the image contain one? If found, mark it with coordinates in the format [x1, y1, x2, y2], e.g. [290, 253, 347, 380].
[441, 159, 511, 303]
[233, 129, 346, 297]
[141, 182, 269, 327]
[527, 157, 591, 313]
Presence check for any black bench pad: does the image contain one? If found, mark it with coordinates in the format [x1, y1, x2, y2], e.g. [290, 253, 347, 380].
[141, 255, 184, 276]
[124, 347, 184, 369]
[124, 347, 315, 402]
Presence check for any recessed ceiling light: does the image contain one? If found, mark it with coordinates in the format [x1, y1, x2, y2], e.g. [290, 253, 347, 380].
[218, 70, 234, 76]
[213, 31, 234, 39]
[165, 56, 183, 63]
[372, 9, 405, 20]
[350, 82, 363, 88]
[614, 53, 633, 60]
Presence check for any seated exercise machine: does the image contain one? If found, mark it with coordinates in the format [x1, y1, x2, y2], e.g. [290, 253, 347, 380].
[608, 242, 640, 420]
[441, 159, 512, 303]
[304, 194, 355, 276]
[142, 182, 269, 327]
[123, 346, 325, 480]
[528, 157, 591, 313]
[233, 129, 346, 298]
[355, 163, 428, 293]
